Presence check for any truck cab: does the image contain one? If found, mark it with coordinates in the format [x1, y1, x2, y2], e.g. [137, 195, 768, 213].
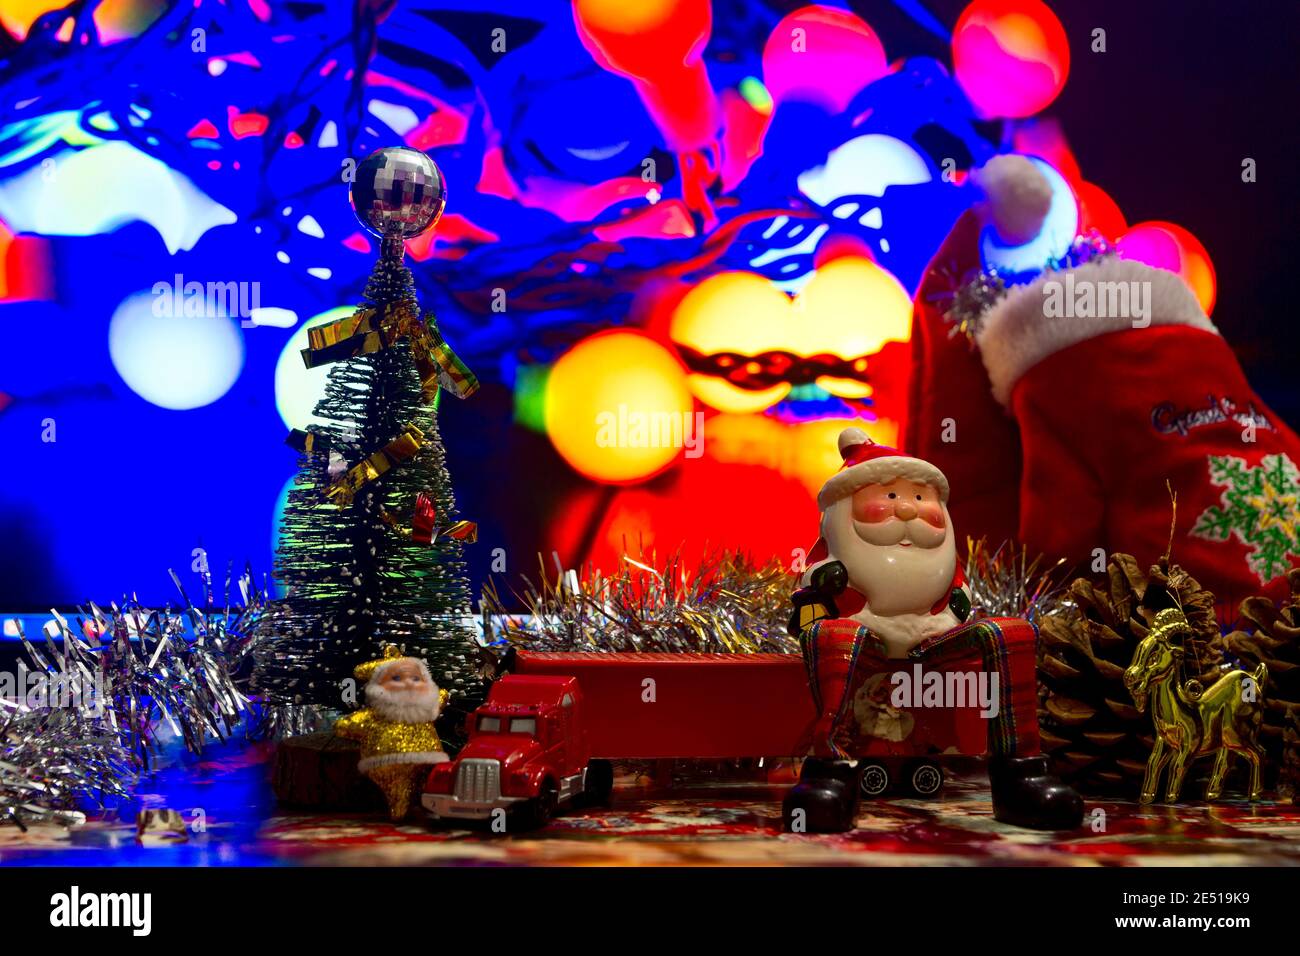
[422, 675, 609, 826]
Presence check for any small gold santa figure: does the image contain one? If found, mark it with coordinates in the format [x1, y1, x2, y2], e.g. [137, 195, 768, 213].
[334, 645, 450, 821]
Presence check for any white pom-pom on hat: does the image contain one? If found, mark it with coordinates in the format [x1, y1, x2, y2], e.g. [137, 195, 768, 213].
[972, 154, 1052, 245]
[837, 426, 870, 456]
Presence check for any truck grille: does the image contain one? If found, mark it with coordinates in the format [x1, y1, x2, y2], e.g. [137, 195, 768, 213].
[455, 759, 501, 803]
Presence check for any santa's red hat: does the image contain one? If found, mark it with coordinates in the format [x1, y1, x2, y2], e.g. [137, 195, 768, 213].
[818, 427, 950, 511]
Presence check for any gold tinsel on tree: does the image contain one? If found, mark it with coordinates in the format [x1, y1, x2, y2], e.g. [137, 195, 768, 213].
[1037, 554, 1227, 794]
[1223, 568, 1300, 802]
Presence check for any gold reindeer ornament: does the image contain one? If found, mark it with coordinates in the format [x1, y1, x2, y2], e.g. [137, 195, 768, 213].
[1123, 608, 1266, 804]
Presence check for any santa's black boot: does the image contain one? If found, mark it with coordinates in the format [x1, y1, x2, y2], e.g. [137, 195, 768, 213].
[783, 758, 860, 833]
[989, 755, 1084, 830]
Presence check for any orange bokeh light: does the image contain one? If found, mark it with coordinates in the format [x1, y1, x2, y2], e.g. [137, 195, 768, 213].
[549, 413, 901, 575]
[545, 330, 695, 484]
[669, 259, 912, 414]
[572, 0, 715, 149]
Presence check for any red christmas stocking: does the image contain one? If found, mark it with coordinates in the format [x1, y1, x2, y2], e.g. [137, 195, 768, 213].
[976, 257, 1300, 607]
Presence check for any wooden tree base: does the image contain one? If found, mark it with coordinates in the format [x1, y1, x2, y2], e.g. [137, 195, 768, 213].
[272, 732, 386, 812]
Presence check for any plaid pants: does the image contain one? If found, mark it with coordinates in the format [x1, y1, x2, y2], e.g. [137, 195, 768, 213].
[801, 616, 1041, 759]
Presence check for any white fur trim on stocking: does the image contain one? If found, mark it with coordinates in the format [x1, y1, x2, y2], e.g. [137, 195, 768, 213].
[976, 258, 1220, 407]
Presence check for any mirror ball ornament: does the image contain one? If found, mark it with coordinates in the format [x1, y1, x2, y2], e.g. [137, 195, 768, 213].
[349, 147, 446, 240]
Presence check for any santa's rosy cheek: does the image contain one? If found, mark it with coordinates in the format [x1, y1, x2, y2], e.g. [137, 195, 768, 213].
[917, 502, 945, 528]
[854, 499, 895, 523]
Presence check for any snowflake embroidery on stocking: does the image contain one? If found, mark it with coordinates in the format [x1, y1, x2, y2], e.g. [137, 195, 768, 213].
[1191, 453, 1300, 583]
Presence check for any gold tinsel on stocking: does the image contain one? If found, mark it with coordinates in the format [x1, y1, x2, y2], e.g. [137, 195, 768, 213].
[1037, 553, 1227, 794]
[1223, 568, 1300, 802]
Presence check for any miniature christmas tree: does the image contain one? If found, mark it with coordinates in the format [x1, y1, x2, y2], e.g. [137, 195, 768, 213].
[255, 147, 481, 735]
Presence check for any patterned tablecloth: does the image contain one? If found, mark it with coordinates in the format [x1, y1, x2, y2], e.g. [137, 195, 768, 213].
[2, 743, 1298, 867]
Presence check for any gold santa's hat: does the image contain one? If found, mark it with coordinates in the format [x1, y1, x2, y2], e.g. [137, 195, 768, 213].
[354, 644, 404, 684]
[354, 644, 435, 686]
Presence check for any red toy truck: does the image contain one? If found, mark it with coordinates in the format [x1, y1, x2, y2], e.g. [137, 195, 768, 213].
[423, 650, 990, 826]
[421, 674, 613, 826]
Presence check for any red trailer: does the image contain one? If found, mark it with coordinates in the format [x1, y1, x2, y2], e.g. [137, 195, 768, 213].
[518, 650, 989, 796]
[423, 649, 993, 827]
[515, 651, 814, 758]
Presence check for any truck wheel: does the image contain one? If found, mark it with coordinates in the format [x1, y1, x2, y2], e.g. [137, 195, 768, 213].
[517, 780, 558, 830]
[583, 760, 614, 806]
[906, 760, 944, 798]
[858, 762, 891, 798]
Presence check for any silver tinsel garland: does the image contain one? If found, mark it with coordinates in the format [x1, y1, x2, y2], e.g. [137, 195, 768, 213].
[482, 543, 1071, 656]
[0, 563, 266, 828]
[963, 537, 1072, 625]
[0, 707, 133, 829]
[481, 550, 800, 654]
[941, 232, 1116, 343]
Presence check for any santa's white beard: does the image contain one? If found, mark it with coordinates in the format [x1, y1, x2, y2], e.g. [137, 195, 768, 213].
[822, 498, 957, 618]
[366, 682, 441, 724]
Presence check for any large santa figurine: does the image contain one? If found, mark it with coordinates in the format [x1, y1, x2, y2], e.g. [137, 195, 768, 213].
[784, 428, 1083, 832]
[797, 427, 971, 655]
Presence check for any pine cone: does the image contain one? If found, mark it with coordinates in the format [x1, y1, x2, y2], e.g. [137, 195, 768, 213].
[1038, 554, 1226, 794]
[1223, 568, 1300, 798]
[1281, 711, 1300, 804]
